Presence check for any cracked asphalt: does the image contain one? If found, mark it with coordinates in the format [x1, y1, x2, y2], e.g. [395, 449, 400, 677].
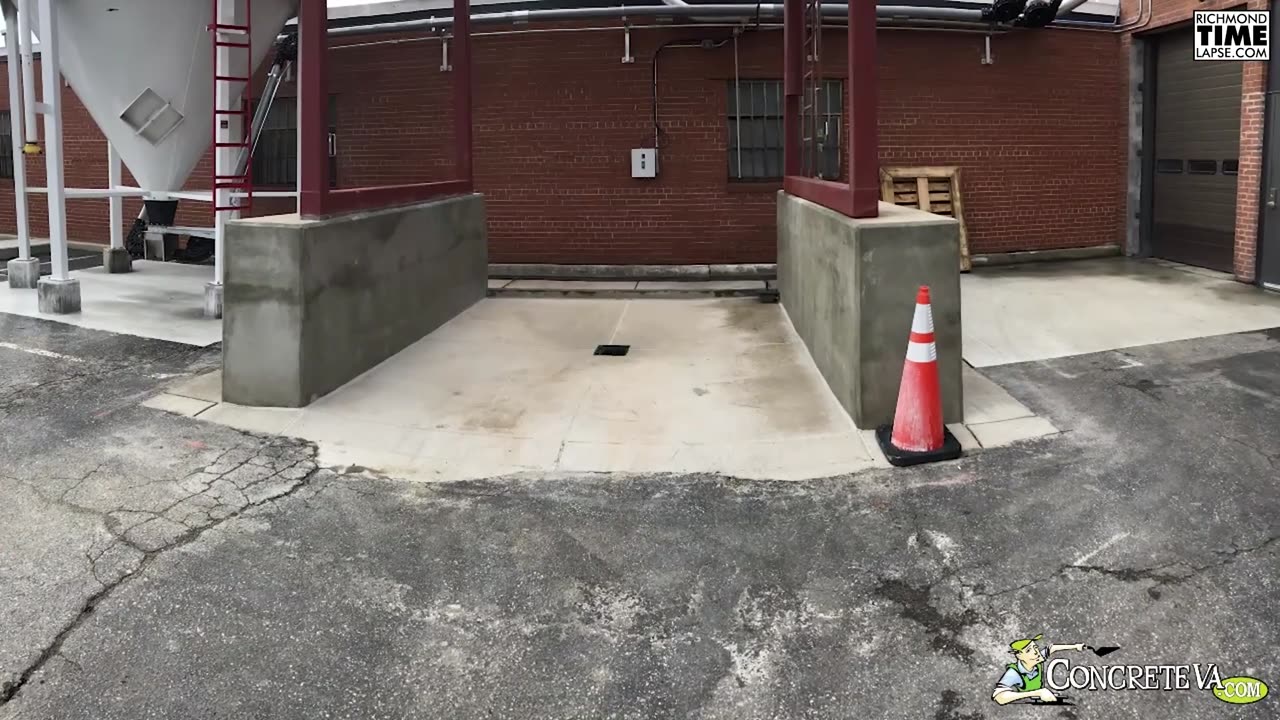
[0, 311, 1278, 719]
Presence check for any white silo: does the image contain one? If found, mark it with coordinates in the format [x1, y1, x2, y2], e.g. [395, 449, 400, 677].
[4, 0, 299, 315]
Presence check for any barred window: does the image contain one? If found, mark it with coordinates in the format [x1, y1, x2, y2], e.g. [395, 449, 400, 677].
[251, 95, 337, 187]
[0, 111, 13, 180]
[727, 79, 842, 181]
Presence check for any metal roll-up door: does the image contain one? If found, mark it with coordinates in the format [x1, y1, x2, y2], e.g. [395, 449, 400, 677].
[1152, 28, 1243, 272]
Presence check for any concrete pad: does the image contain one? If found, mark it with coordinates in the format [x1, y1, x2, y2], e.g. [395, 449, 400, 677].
[505, 280, 639, 291]
[141, 393, 216, 417]
[0, 260, 219, 346]
[962, 365, 1034, 425]
[962, 258, 1280, 367]
[197, 403, 302, 436]
[166, 370, 222, 403]
[967, 415, 1060, 448]
[192, 297, 874, 481]
[946, 422, 982, 451]
[487, 278, 510, 289]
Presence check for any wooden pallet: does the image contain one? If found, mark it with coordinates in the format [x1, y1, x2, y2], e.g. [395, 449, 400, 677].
[879, 166, 971, 272]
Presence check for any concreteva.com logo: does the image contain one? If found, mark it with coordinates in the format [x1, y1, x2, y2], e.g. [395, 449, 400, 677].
[990, 635, 1269, 707]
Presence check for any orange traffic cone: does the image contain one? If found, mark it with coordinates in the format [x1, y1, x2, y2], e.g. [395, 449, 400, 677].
[876, 285, 962, 467]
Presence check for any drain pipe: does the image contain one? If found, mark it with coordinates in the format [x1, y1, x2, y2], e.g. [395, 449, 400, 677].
[326, 4, 992, 36]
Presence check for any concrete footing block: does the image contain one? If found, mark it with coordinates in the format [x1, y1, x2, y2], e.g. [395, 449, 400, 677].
[6, 257, 41, 289]
[37, 277, 81, 314]
[204, 282, 223, 319]
[223, 193, 488, 407]
[103, 246, 133, 273]
[777, 196, 963, 428]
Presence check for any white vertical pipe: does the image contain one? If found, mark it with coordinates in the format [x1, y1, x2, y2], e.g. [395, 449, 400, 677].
[108, 143, 123, 249]
[36, 0, 68, 280]
[17, 0, 37, 144]
[3, 4, 31, 261]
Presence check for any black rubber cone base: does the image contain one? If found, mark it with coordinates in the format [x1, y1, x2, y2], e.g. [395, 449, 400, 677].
[875, 425, 963, 467]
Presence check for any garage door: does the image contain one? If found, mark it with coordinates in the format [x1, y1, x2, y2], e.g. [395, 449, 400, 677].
[1152, 28, 1243, 272]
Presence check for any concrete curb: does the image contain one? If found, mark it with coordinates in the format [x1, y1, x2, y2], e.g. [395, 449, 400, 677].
[488, 279, 774, 299]
[489, 263, 776, 281]
[970, 244, 1121, 267]
[0, 240, 106, 262]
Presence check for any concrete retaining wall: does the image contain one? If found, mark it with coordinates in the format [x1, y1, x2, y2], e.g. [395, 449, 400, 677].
[222, 194, 487, 407]
[777, 194, 963, 428]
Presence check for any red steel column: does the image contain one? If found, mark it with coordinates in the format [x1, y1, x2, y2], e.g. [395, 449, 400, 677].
[298, 0, 329, 217]
[783, 0, 802, 178]
[453, 0, 473, 186]
[848, 0, 879, 217]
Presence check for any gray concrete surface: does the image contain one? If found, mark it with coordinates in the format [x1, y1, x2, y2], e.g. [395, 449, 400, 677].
[0, 261, 220, 346]
[2, 309, 1280, 718]
[5, 258, 39, 289]
[962, 258, 1280, 367]
[778, 195, 963, 428]
[222, 194, 488, 407]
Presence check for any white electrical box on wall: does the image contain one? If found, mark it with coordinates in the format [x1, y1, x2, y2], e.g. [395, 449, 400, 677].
[631, 148, 657, 178]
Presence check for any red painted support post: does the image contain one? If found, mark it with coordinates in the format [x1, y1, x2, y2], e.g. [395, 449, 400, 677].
[298, 0, 329, 217]
[848, 0, 879, 218]
[453, 0, 473, 187]
[782, 0, 802, 178]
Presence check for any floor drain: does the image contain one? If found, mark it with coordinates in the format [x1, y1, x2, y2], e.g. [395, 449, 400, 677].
[594, 344, 630, 356]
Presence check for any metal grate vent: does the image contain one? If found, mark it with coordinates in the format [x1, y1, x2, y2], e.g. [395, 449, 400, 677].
[594, 344, 630, 356]
[120, 88, 185, 146]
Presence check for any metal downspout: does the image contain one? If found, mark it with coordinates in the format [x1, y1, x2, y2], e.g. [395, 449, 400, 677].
[235, 59, 294, 176]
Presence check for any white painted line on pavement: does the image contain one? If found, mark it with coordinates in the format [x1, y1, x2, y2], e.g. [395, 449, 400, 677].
[0, 341, 86, 363]
[1072, 531, 1131, 566]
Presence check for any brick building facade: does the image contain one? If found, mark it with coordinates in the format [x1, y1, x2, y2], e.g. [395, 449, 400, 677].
[0, 3, 1230, 270]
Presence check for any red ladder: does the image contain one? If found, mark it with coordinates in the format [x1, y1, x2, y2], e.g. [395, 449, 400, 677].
[208, 0, 253, 212]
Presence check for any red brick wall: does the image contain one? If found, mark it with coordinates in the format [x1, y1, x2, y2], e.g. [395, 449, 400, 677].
[1122, 0, 1269, 281]
[0, 23, 1128, 264]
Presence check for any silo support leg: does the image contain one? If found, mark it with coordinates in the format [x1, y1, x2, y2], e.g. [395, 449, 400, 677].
[34, 0, 79, 314]
[103, 142, 131, 273]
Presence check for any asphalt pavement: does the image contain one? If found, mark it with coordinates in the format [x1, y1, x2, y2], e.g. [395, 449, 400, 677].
[0, 311, 1277, 719]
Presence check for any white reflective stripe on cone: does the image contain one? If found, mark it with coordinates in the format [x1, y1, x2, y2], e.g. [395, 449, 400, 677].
[912, 302, 935, 333]
[906, 341, 937, 363]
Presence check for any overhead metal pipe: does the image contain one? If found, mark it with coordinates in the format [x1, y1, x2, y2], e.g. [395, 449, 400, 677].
[325, 4, 991, 36]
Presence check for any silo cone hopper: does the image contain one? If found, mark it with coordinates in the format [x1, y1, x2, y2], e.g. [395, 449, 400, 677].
[30, 0, 298, 198]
